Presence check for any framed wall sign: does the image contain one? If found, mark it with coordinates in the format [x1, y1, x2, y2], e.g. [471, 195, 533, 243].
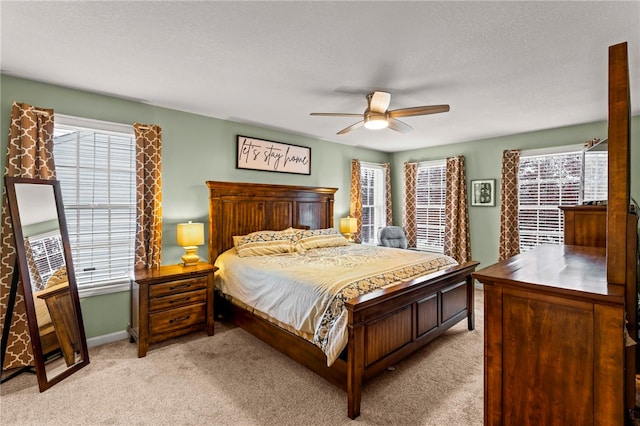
[236, 135, 311, 175]
[471, 179, 496, 207]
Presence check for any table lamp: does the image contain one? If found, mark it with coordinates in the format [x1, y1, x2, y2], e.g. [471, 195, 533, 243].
[177, 221, 204, 266]
[340, 216, 357, 242]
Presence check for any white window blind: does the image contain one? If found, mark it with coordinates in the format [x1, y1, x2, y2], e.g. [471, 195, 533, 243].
[518, 150, 582, 252]
[360, 163, 386, 244]
[583, 151, 608, 202]
[26, 232, 65, 286]
[53, 116, 136, 296]
[416, 160, 446, 253]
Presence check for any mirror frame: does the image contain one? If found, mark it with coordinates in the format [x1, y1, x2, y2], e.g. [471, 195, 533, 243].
[4, 176, 89, 391]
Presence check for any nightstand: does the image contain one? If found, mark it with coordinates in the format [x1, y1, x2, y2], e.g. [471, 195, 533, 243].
[129, 262, 217, 357]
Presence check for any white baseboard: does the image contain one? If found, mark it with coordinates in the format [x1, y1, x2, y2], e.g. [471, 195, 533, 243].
[87, 330, 129, 348]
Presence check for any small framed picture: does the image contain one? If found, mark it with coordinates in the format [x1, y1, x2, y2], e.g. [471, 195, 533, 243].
[471, 179, 496, 207]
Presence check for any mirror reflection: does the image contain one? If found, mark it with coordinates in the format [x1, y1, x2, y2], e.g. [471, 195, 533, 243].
[4, 178, 89, 390]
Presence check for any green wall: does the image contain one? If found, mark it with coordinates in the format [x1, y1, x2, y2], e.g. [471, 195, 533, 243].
[0, 75, 389, 338]
[2, 74, 638, 340]
[22, 219, 59, 238]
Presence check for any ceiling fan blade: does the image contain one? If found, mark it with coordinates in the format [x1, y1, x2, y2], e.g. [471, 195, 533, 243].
[387, 118, 412, 133]
[388, 104, 450, 118]
[368, 91, 391, 113]
[337, 121, 364, 135]
[310, 112, 364, 117]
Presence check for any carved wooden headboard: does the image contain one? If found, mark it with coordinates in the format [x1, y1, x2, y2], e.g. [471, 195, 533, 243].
[206, 181, 338, 263]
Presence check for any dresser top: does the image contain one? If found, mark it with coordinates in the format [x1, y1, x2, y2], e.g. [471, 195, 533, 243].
[473, 244, 624, 304]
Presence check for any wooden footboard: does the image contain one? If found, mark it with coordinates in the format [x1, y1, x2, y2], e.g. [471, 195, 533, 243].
[345, 260, 478, 418]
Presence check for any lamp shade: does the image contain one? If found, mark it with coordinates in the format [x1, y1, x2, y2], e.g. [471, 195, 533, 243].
[177, 222, 204, 247]
[340, 216, 357, 234]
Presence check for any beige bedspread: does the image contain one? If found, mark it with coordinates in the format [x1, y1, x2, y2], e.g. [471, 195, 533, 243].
[214, 244, 457, 366]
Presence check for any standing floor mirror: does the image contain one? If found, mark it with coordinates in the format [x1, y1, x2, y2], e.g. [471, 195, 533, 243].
[3, 176, 89, 391]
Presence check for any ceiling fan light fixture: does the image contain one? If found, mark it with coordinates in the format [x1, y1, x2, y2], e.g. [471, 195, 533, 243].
[310, 91, 449, 134]
[364, 114, 388, 130]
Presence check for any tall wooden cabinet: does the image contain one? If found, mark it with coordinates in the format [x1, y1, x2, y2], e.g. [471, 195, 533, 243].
[474, 42, 639, 425]
[560, 205, 607, 247]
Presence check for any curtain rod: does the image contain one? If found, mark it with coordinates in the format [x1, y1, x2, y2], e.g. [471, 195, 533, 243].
[31, 108, 50, 116]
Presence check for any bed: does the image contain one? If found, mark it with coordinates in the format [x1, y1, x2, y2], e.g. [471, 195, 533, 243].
[207, 181, 479, 419]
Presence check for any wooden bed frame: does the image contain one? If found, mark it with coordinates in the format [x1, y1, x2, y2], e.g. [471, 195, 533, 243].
[207, 181, 479, 419]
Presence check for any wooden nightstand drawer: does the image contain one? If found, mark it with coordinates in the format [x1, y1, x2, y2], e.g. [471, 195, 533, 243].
[149, 276, 207, 298]
[149, 289, 207, 312]
[149, 303, 206, 335]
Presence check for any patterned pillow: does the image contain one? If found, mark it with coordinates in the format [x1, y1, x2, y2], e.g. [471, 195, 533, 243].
[294, 228, 349, 252]
[234, 230, 296, 257]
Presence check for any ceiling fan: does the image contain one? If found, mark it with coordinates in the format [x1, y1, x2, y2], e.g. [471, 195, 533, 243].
[310, 91, 449, 135]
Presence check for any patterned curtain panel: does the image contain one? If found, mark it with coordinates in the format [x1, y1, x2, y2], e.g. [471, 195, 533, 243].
[133, 124, 163, 269]
[349, 159, 362, 243]
[402, 162, 418, 248]
[444, 156, 472, 263]
[383, 162, 393, 225]
[1, 102, 56, 370]
[23, 238, 45, 292]
[499, 149, 521, 261]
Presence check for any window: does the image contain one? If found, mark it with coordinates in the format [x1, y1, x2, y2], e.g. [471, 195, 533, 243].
[25, 231, 65, 286]
[518, 145, 607, 252]
[53, 115, 136, 296]
[583, 151, 608, 202]
[415, 160, 446, 253]
[359, 163, 386, 244]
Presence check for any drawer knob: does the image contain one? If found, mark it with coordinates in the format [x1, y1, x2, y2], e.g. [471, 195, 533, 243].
[169, 315, 191, 324]
[169, 297, 191, 304]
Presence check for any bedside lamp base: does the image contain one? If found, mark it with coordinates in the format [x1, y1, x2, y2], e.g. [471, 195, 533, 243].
[181, 246, 200, 267]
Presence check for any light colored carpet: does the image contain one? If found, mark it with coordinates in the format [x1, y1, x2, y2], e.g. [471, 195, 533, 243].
[0, 290, 484, 425]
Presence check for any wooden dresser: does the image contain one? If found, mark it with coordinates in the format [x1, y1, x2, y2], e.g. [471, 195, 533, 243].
[474, 43, 638, 425]
[474, 244, 629, 425]
[129, 262, 217, 357]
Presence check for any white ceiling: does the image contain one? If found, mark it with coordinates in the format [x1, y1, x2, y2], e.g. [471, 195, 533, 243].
[1, 1, 638, 153]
